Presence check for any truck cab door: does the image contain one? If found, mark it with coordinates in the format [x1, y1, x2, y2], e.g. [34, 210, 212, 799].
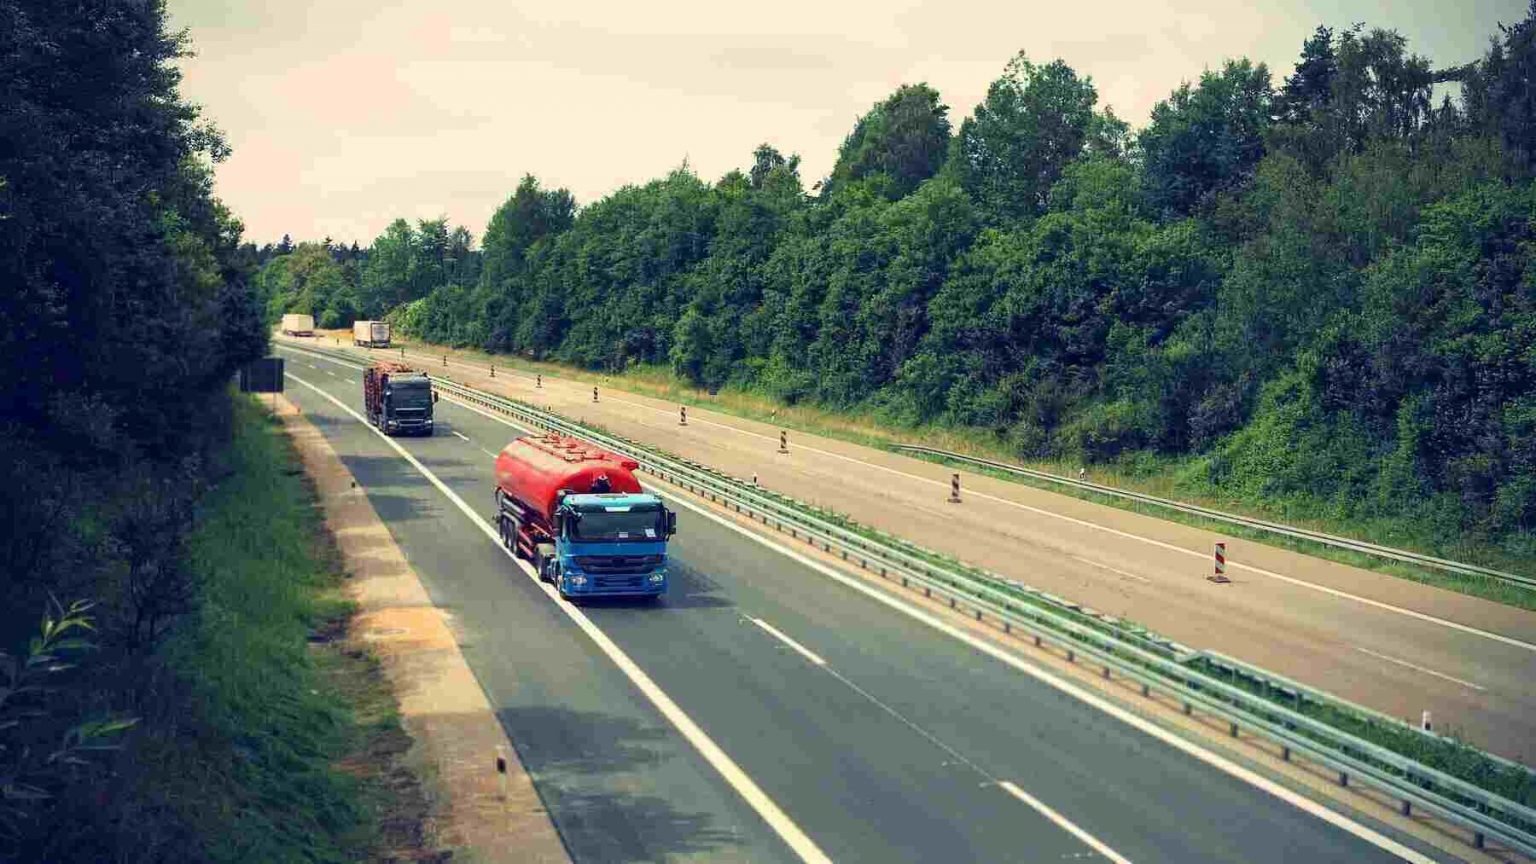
[665, 509, 677, 538]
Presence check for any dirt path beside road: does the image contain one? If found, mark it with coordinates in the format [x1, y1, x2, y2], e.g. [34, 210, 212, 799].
[277, 394, 569, 864]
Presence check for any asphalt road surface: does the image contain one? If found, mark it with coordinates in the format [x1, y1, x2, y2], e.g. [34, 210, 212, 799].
[281, 335, 1536, 762]
[273, 345, 1443, 864]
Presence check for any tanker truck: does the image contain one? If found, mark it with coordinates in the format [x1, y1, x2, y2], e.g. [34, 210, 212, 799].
[494, 434, 676, 601]
[363, 361, 437, 436]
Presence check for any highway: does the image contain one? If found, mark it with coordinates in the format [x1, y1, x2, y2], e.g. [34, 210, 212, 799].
[289, 336, 1536, 761]
[274, 345, 1433, 863]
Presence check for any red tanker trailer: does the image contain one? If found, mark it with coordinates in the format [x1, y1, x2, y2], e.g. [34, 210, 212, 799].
[494, 434, 676, 600]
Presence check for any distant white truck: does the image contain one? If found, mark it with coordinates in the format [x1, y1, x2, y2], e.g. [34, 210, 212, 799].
[353, 320, 391, 348]
[280, 313, 315, 336]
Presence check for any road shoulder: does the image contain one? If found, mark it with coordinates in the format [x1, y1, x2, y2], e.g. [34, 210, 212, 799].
[277, 394, 569, 864]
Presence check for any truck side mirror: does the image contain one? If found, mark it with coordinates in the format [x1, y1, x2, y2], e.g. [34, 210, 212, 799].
[432, 390, 439, 403]
[666, 510, 677, 538]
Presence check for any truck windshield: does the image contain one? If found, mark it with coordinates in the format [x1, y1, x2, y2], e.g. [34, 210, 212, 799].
[388, 381, 432, 409]
[569, 508, 663, 542]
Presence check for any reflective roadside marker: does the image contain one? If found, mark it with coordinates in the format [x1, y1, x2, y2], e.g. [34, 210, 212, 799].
[443, 354, 448, 366]
[778, 430, 789, 454]
[490, 364, 495, 378]
[536, 374, 542, 388]
[593, 386, 599, 402]
[948, 473, 961, 503]
[1208, 542, 1230, 583]
[679, 406, 687, 426]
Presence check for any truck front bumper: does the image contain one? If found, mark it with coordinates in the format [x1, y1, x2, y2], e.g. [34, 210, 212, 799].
[560, 569, 666, 597]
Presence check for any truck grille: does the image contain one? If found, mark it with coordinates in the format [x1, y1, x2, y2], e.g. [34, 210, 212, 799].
[574, 554, 663, 575]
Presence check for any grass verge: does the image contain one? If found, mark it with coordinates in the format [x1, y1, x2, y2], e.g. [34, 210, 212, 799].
[345, 330, 1533, 611]
[119, 396, 440, 863]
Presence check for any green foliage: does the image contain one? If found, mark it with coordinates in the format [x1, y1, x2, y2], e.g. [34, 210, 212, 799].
[0, 600, 134, 854]
[827, 83, 951, 199]
[355, 10, 1536, 562]
[1139, 59, 1272, 218]
[950, 53, 1121, 222]
[107, 400, 370, 863]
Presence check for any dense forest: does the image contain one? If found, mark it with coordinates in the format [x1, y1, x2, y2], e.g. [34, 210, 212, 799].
[1, 0, 270, 856]
[263, 11, 1536, 558]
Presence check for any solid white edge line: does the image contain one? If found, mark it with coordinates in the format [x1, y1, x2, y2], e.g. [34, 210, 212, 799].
[1354, 647, 1487, 692]
[750, 618, 828, 666]
[997, 781, 1134, 864]
[283, 372, 833, 864]
[433, 380, 1435, 862]
[282, 340, 1532, 654]
[650, 482, 1437, 863]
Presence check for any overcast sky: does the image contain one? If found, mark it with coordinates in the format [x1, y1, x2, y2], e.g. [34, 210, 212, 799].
[167, 0, 1526, 247]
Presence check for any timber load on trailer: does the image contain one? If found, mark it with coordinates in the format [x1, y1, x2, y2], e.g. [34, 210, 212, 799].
[362, 360, 436, 436]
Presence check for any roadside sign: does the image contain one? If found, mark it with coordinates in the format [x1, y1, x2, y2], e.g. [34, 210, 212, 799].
[239, 357, 285, 393]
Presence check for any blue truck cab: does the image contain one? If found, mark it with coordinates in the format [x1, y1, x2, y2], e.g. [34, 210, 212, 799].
[549, 492, 677, 599]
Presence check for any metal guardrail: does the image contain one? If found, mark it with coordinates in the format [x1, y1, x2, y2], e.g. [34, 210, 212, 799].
[892, 444, 1535, 591]
[280, 341, 1536, 858]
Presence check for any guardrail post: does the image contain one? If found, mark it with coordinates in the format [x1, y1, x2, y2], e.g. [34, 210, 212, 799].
[680, 406, 687, 426]
[401, 348, 405, 358]
[752, 473, 758, 486]
[778, 431, 789, 454]
[1281, 746, 1291, 762]
[1208, 542, 1231, 584]
[1474, 832, 1484, 850]
[948, 473, 961, 503]
[1400, 799, 1411, 817]
[1338, 771, 1349, 787]
[1421, 710, 1432, 732]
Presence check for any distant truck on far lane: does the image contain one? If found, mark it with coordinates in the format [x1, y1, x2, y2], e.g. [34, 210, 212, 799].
[280, 313, 315, 336]
[363, 361, 436, 436]
[353, 320, 391, 348]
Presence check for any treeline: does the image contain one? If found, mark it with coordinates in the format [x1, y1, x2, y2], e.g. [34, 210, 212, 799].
[1, 0, 267, 857]
[269, 9, 1536, 553]
[254, 217, 478, 327]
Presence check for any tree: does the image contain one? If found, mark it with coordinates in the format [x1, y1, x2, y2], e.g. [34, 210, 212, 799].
[480, 175, 575, 288]
[360, 218, 417, 316]
[1463, 1, 1536, 172]
[951, 54, 1109, 222]
[827, 84, 951, 199]
[1139, 59, 1272, 218]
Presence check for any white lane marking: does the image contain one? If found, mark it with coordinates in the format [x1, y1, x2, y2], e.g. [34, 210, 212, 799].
[421, 377, 1536, 657]
[653, 488, 1437, 863]
[998, 782, 1134, 864]
[326, 369, 338, 377]
[770, 621, 1133, 864]
[452, 430, 471, 442]
[284, 372, 832, 864]
[479, 447, 498, 458]
[315, 342, 1536, 654]
[1070, 555, 1151, 583]
[750, 618, 826, 666]
[405, 374, 1430, 862]
[1354, 647, 1487, 692]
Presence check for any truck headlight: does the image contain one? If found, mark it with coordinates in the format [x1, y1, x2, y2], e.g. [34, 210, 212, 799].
[648, 572, 665, 583]
[569, 575, 588, 586]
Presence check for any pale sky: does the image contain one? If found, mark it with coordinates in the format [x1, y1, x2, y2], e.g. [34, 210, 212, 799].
[167, 0, 1526, 247]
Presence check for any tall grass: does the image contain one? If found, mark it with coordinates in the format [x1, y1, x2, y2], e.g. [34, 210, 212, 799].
[110, 397, 430, 863]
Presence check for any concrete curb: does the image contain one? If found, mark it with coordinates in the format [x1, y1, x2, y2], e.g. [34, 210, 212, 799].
[275, 395, 569, 864]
